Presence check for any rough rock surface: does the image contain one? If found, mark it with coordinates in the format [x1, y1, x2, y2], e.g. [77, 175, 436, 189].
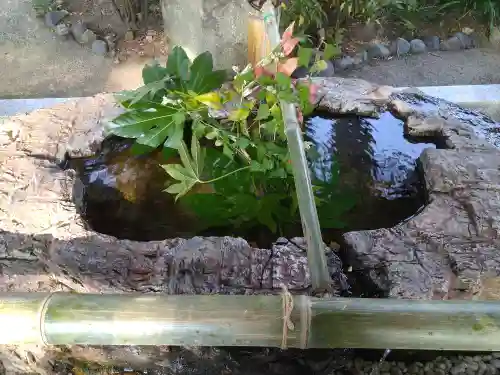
[343, 91, 500, 300]
[2, 77, 500, 374]
[0, 94, 346, 374]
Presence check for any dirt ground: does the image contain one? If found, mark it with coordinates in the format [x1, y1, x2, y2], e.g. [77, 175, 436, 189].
[0, 0, 166, 98]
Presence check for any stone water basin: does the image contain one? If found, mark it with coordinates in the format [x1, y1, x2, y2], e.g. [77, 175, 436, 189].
[2, 79, 500, 375]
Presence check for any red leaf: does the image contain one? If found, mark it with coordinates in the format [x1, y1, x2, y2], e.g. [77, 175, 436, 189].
[277, 58, 298, 76]
[281, 22, 300, 56]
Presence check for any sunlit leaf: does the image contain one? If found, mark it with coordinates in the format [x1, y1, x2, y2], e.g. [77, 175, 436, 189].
[162, 163, 196, 181]
[108, 106, 180, 148]
[194, 92, 223, 109]
[310, 59, 328, 74]
[255, 103, 270, 121]
[277, 58, 299, 76]
[228, 108, 250, 122]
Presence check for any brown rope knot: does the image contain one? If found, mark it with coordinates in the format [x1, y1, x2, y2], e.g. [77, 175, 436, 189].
[281, 285, 295, 349]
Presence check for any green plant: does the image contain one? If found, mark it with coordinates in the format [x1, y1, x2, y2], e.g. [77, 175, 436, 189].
[32, 0, 54, 16]
[107, 23, 351, 235]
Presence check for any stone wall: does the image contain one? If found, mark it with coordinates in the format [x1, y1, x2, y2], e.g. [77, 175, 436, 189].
[161, 0, 258, 69]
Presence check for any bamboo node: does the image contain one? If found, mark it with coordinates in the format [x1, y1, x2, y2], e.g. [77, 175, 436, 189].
[281, 286, 294, 349]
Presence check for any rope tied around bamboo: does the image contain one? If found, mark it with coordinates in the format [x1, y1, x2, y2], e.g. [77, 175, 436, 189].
[281, 286, 311, 349]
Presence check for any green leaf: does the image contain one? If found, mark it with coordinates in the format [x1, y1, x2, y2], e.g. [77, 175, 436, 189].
[165, 182, 187, 194]
[223, 144, 233, 160]
[164, 180, 197, 201]
[109, 106, 181, 149]
[298, 46, 313, 67]
[162, 163, 196, 181]
[205, 130, 218, 140]
[193, 119, 207, 138]
[228, 108, 250, 122]
[235, 137, 251, 149]
[173, 111, 186, 125]
[255, 104, 270, 121]
[323, 43, 341, 60]
[310, 59, 328, 74]
[275, 72, 292, 89]
[194, 92, 223, 109]
[166, 46, 190, 81]
[188, 52, 227, 93]
[164, 122, 184, 149]
[142, 62, 169, 84]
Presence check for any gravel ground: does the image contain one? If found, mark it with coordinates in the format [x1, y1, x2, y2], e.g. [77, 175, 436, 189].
[330, 353, 500, 375]
[340, 49, 500, 87]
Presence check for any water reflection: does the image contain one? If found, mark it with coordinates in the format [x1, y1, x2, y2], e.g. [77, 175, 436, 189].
[305, 112, 434, 231]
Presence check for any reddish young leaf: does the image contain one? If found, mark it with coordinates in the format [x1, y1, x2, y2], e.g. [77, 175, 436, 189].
[281, 22, 300, 56]
[277, 57, 298, 76]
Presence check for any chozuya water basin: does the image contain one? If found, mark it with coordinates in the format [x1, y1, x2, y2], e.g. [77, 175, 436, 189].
[395, 84, 500, 122]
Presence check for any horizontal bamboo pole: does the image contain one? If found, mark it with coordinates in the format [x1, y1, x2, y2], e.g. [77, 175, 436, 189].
[1, 293, 500, 350]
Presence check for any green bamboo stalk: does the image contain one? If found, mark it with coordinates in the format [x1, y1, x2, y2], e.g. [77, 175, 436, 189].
[261, 2, 331, 293]
[2, 293, 500, 350]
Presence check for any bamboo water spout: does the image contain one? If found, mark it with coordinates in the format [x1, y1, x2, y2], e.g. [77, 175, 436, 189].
[260, 2, 331, 293]
[3, 293, 500, 351]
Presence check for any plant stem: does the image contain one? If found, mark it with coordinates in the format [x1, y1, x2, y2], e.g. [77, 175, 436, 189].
[201, 166, 252, 184]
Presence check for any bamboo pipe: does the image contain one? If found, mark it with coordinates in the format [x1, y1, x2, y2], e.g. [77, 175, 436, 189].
[260, 2, 331, 293]
[3, 293, 500, 350]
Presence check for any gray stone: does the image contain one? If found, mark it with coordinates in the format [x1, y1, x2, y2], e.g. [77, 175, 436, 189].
[409, 39, 427, 54]
[91, 39, 108, 56]
[440, 36, 464, 51]
[54, 23, 69, 37]
[44, 10, 68, 28]
[70, 21, 87, 44]
[80, 29, 97, 45]
[422, 36, 440, 51]
[491, 359, 500, 368]
[390, 37, 411, 55]
[367, 43, 391, 59]
[333, 56, 355, 71]
[450, 363, 467, 375]
[454, 32, 475, 49]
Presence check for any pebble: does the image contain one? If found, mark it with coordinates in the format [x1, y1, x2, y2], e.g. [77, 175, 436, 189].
[44, 10, 68, 28]
[422, 35, 440, 51]
[454, 32, 475, 49]
[70, 21, 87, 44]
[409, 39, 427, 54]
[333, 56, 355, 71]
[491, 359, 500, 368]
[80, 29, 97, 45]
[440, 36, 464, 51]
[390, 37, 410, 56]
[367, 43, 390, 59]
[91, 40, 108, 56]
[55, 23, 69, 37]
